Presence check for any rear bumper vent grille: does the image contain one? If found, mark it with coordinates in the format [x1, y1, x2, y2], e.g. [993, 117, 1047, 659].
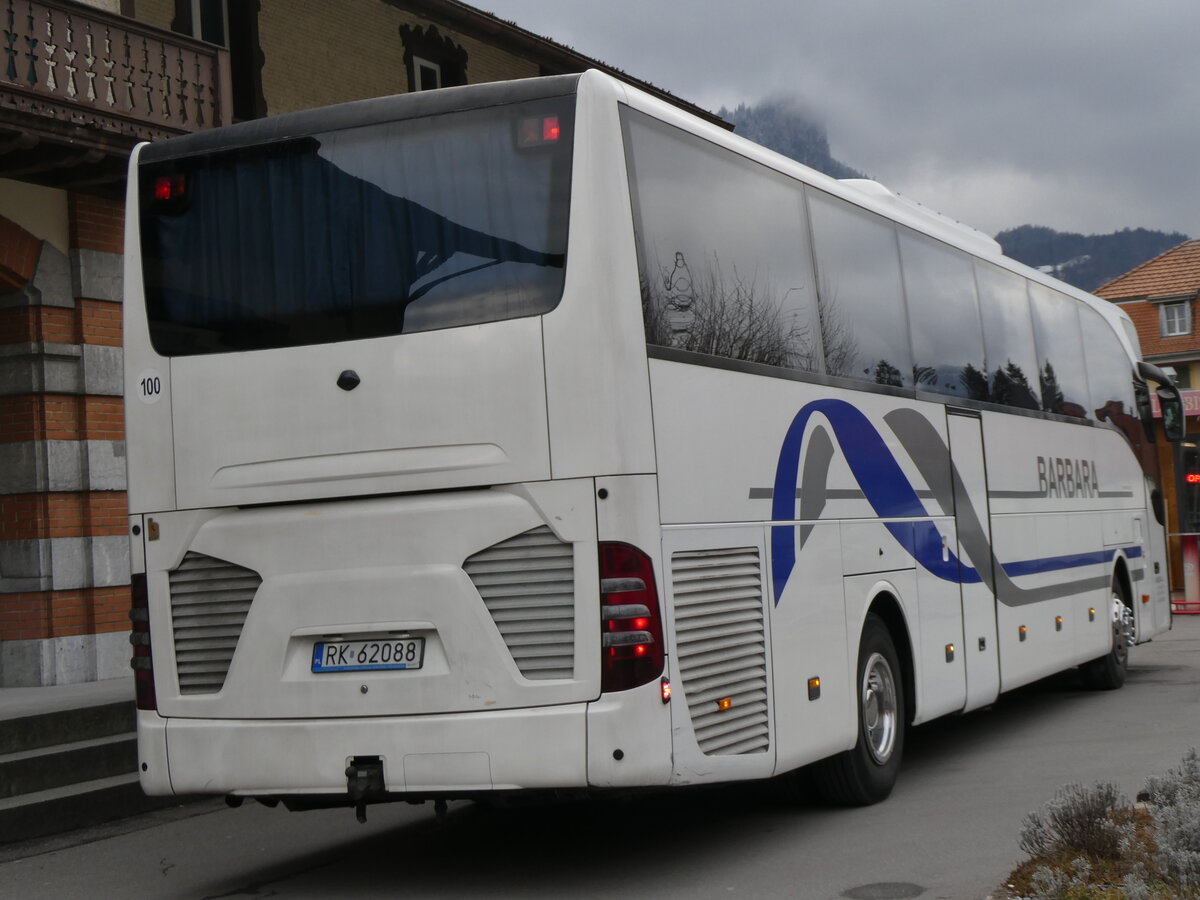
[464, 526, 575, 680]
[672, 547, 769, 755]
[169, 552, 261, 695]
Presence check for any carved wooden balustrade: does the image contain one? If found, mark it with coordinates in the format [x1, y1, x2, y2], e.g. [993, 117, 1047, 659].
[0, 0, 231, 188]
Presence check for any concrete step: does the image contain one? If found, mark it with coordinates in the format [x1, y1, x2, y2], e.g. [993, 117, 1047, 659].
[0, 680, 197, 845]
[0, 732, 138, 800]
[0, 773, 182, 845]
[0, 700, 134, 756]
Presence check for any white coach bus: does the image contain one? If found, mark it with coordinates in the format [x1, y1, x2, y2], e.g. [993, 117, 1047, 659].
[124, 70, 1183, 814]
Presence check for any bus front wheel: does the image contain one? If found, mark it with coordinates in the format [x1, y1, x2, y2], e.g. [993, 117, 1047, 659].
[1081, 582, 1133, 691]
[815, 612, 905, 806]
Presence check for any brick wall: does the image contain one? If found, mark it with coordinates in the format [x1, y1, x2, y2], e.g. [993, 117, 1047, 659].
[0, 197, 131, 685]
[132, 0, 174, 31]
[0, 215, 41, 293]
[257, 0, 545, 115]
[259, 0, 409, 114]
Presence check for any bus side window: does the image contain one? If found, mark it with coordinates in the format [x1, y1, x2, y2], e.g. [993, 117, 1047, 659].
[899, 229, 986, 400]
[621, 108, 820, 373]
[806, 190, 912, 388]
[975, 261, 1040, 410]
[1028, 282, 1091, 419]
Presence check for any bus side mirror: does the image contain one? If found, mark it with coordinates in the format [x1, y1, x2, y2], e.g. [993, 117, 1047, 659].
[1162, 391, 1185, 442]
[1139, 361, 1185, 443]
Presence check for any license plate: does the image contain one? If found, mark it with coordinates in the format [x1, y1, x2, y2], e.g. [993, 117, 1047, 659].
[311, 638, 425, 673]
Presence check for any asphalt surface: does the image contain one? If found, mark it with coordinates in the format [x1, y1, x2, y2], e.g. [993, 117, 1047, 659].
[3, 616, 1198, 899]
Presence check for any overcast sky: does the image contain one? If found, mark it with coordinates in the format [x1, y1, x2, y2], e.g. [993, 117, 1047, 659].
[481, 0, 1198, 239]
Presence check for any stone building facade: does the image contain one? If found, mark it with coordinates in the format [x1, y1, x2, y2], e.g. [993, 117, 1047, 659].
[0, 0, 718, 686]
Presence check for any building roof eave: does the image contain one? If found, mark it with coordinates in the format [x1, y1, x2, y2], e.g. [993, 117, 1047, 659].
[390, 0, 730, 129]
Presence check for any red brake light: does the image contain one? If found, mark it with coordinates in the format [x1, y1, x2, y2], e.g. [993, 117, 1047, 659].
[153, 174, 185, 202]
[599, 542, 665, 692]
[129, 573, 157, 711]
[518, 116, 562, 148]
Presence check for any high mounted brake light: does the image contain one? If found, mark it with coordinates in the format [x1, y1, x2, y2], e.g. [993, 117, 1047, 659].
[518, 115, 561, 148]
[153, 174, 186, 202]
[599, 542, 665, 692]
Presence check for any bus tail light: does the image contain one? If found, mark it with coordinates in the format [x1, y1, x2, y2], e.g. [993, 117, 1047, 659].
[518, 115, 561, 147]
[599, 542, 665, 693]
[129, 573, 157, 711]
[153, 173, 186, 201]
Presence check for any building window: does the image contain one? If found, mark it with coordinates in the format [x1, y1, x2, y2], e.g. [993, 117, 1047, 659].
[413, 57, 442, 92]
[171, 0, 265, 121]
[1161, 301, 1192, 337]
[399, 24, 467, 92]
[173, 0, 228, 47]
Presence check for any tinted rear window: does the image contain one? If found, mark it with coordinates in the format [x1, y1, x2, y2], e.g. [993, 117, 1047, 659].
[140, 97, 574, 355]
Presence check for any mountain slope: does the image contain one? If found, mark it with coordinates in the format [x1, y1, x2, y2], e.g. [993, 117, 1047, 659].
[720, 98, 864, 180]
[996, 225, 1189, 292]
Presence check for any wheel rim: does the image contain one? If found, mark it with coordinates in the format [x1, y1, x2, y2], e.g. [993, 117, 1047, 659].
[1111, 592, 1134, 666]
[861, 651, 898, 765]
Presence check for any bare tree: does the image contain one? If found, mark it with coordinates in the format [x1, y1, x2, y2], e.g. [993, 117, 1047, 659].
[642, 251, 815, 369]
[814, 279, 860, 379]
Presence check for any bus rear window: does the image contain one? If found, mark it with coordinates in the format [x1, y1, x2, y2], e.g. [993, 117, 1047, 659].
[139, 98, 574, 356]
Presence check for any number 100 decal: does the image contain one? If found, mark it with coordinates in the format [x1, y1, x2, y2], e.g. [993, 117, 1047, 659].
[136, 369, 164, 404]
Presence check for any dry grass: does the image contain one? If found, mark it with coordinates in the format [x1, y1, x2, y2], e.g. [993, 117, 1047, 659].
[999, 807, 1171, 898]
[997, 751, 1200, 898]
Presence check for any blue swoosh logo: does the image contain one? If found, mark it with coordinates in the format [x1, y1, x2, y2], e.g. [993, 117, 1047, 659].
[770, 399, 979, 603]
[769, 398, 1145, 607]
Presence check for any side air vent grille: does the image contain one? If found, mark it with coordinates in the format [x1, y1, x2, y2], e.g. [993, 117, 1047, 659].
[464, 526, 576, 680]
[169, 552, 261, 695]
[672, 547, 769, 755]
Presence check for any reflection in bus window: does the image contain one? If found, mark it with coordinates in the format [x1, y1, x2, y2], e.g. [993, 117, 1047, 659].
[900, 230, 986, 400]
[974, 261, 1040, 410]
[622, 109, 819, 371]
[1028, 282, 1091, 419]
[807, 191, 911, 387]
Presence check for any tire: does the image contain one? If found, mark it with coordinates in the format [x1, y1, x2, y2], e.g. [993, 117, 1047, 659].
[814, 612, 906, 806]
[1081, 581, 1133, 691]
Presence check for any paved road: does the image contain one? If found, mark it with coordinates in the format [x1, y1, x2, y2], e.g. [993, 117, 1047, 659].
[4, 616, 1199, 900]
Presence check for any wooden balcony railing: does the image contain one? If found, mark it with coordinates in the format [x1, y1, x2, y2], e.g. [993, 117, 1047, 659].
[1, 0, 231, 142]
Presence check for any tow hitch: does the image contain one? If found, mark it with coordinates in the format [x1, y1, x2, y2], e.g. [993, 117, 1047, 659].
[345, 755, 386, 823]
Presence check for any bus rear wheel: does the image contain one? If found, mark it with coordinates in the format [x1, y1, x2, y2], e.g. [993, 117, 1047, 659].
[1081, 582, 1133, 691]
[815, 612, 905, 806]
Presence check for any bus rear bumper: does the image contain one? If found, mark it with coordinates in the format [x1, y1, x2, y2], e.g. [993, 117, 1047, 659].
[138, 704, 588, 797]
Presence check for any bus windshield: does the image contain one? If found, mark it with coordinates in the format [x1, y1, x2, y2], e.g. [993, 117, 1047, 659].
[139, 96, 574, 356]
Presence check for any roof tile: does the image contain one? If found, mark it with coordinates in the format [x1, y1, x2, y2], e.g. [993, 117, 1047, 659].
[1095, 240, 1200, 301]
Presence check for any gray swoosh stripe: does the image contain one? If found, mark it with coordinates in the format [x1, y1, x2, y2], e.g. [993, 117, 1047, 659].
[753, 408, 1130, 611]
[750, 488, 937, 500]
[883, 409, 1118, 609]
[1001, 574, 1113, 606]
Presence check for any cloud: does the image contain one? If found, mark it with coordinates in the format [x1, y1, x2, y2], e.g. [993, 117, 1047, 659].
[484, 0, 1200, 237]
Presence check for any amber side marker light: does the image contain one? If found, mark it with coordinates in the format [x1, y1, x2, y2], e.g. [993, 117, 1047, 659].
[1142, 594, 1151, 605]
[807, 677, 821, 701]
[1019, 625, 1027, 642]
[1055, 616, 1064, 632]
[1089, 608, 1096, 621]
[660, 678, 672, 704]
[717, 697, 733, 711]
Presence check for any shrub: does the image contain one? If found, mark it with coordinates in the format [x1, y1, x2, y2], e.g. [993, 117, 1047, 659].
[1019, 783, 1132, 860]
[1144, 750, 1200, 894]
